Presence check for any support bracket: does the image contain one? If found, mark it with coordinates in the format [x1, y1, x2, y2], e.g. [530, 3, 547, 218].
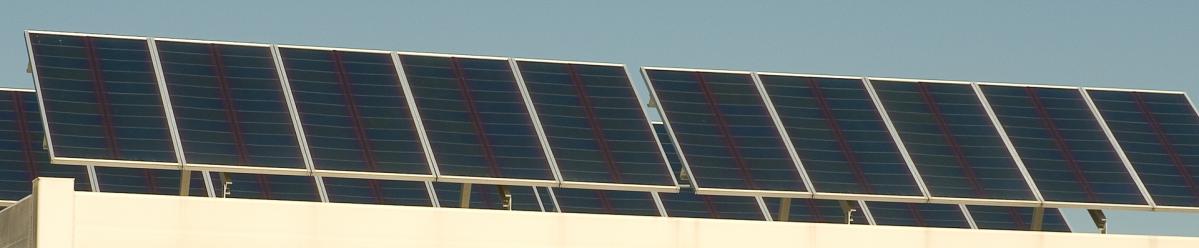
[777, 198, 792, 221]
[179, 170, 191, 196]
[498, 185, 512, 210]
[459, 183, 472, 208]
[1088, 209, 1109, 234]
[1030, 207, 1045, 231]
[839, 200, 857, 224]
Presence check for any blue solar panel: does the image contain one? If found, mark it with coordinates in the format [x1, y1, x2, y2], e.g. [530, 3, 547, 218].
[156, 40, 305, 169]
[866, 202, 970, 228]
[0, 90, 91, 200]
[217, 173, 319, 201]
[981, 85, 1147, 205]
[94, 167, 207, 196]
[323, 178, 432, 206]
[1088, 90, 1199, 208]
[757, 74, 921, 197]
[967, 206, 1070, 232]
[645, 69, 805, 193]
[518, 61, 674, 189]
[761, 198, 869, 224]
[433, 183, 545, 211]
[280, 48, 430, 176]
[27, 33, 177, 165]
[658, 189, 765, 220]
[400, 55, 554, 183]
[870, 80, 1036, 201]
[550, 188, 661, 216]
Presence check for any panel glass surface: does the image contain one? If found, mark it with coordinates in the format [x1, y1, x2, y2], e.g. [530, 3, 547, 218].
[1089, 90, 1199, 207]
[981, 85, 1146, 205]
[872, 80, 1034, 200]
[157, 41, 304, 169]
[94, 167, 207, 195]
[28, 33, 176, 163]
[519, 61, 673, 186]
[758, 74, 920, 196]
[281, 48, 429, 174]
[866, 202, 970, 228]
[645, 69, 803, 192]
[323, 177, 431, 206]
[434, 183, 545, 211]
[658, 189, 764, 220]
[761, 198, 869, 224]
[550, 188, 660, 216]
[0, 91, 91, 200]
[400, 55, 553, 181]
[967, 206, 1070, 232]
[215, 173, 319, 201]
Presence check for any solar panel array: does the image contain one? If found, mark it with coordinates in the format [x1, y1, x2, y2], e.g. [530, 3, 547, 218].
[17, 30, 1199, 232]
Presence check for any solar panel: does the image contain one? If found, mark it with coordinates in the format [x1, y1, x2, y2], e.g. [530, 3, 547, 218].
[979, 84, 1149, 207]
[0, 89, 91, 200]
[215, 173, 321, 201]
[433, 182, 546, 211]
[155, 39, 306, 172]
[279, 47, 432, 179]
[547, 188, 662, 216]
[865, 202, 971, 228]
[1087, 89, 1199, 209]
[644, 68, 806, 196]
[756, 73, 923, 199]
[94, 167, 208, 196]
[27, 32, 178, 168]
[399, 54, 555, 186]
[760, 198, 870, 224]
[966, 205, 1071, 232]
[869, 79, 1037, 203]
[516, 60, 675, 191]
[657, 190, 766, 220]
[322, 178, 433, 206]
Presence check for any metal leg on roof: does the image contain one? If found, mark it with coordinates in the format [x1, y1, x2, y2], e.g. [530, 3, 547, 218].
[27, 62, 33, 74]
[1030, 207, 1045, 231]
[1088, 209, 1108, 234]
[220, 172, 232, 198]
[179, 169, 191, 196]
[459, 183, 472, 208]
[839, 200, 858, 224]
[498, 185, 512, 210]
[777, 198, 792, 221]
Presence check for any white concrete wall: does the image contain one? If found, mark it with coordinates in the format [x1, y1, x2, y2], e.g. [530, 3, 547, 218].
[19, 178, 1199, 248]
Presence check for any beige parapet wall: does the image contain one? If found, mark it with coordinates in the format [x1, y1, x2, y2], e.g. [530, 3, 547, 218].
[3, 178, 1199, 248]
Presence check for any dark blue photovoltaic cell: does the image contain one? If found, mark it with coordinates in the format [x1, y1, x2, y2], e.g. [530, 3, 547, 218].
[871, 81, 1034, 200]
[867, 202, 970, 228]
[968, 206, 1070, 232]
[758, 75, 920, 196]
[1089, 91, 1199, 207]
[323, 178, 432, 206]
[645, 69, 803, 192]
[761, 198, 869, 224]
[982, 85, 1145, 205]
[658, 190, 764, 220]
[94, 167, 207, 196]
[434, 183, 545, 211]
[400, 55, 553, 181]
[550, 188, 660, 216]
[157, 41, 304, 169]
[652, 123, 686, 185]
[0, 91, 91, 200]
[519, 61, 673, 186]
[217, 173, 319, 201]
[281, 48, 429, 174]
[28, 33, 176, 163]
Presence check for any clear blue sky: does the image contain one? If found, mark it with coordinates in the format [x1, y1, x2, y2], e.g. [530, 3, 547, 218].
[3, 0, 1198, 236]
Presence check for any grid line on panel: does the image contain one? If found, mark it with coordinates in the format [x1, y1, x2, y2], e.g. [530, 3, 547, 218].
[451, 58, 502, 177]
[1130, 93, 1199, 199]
[693, 72, 756, 189]
[808, 78, 872, 192]
[84, 37, 121, 159]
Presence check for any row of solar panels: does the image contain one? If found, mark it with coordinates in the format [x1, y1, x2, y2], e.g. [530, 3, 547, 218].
[23, 30, 1199, 212]
[0, 88, 1068, 231]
